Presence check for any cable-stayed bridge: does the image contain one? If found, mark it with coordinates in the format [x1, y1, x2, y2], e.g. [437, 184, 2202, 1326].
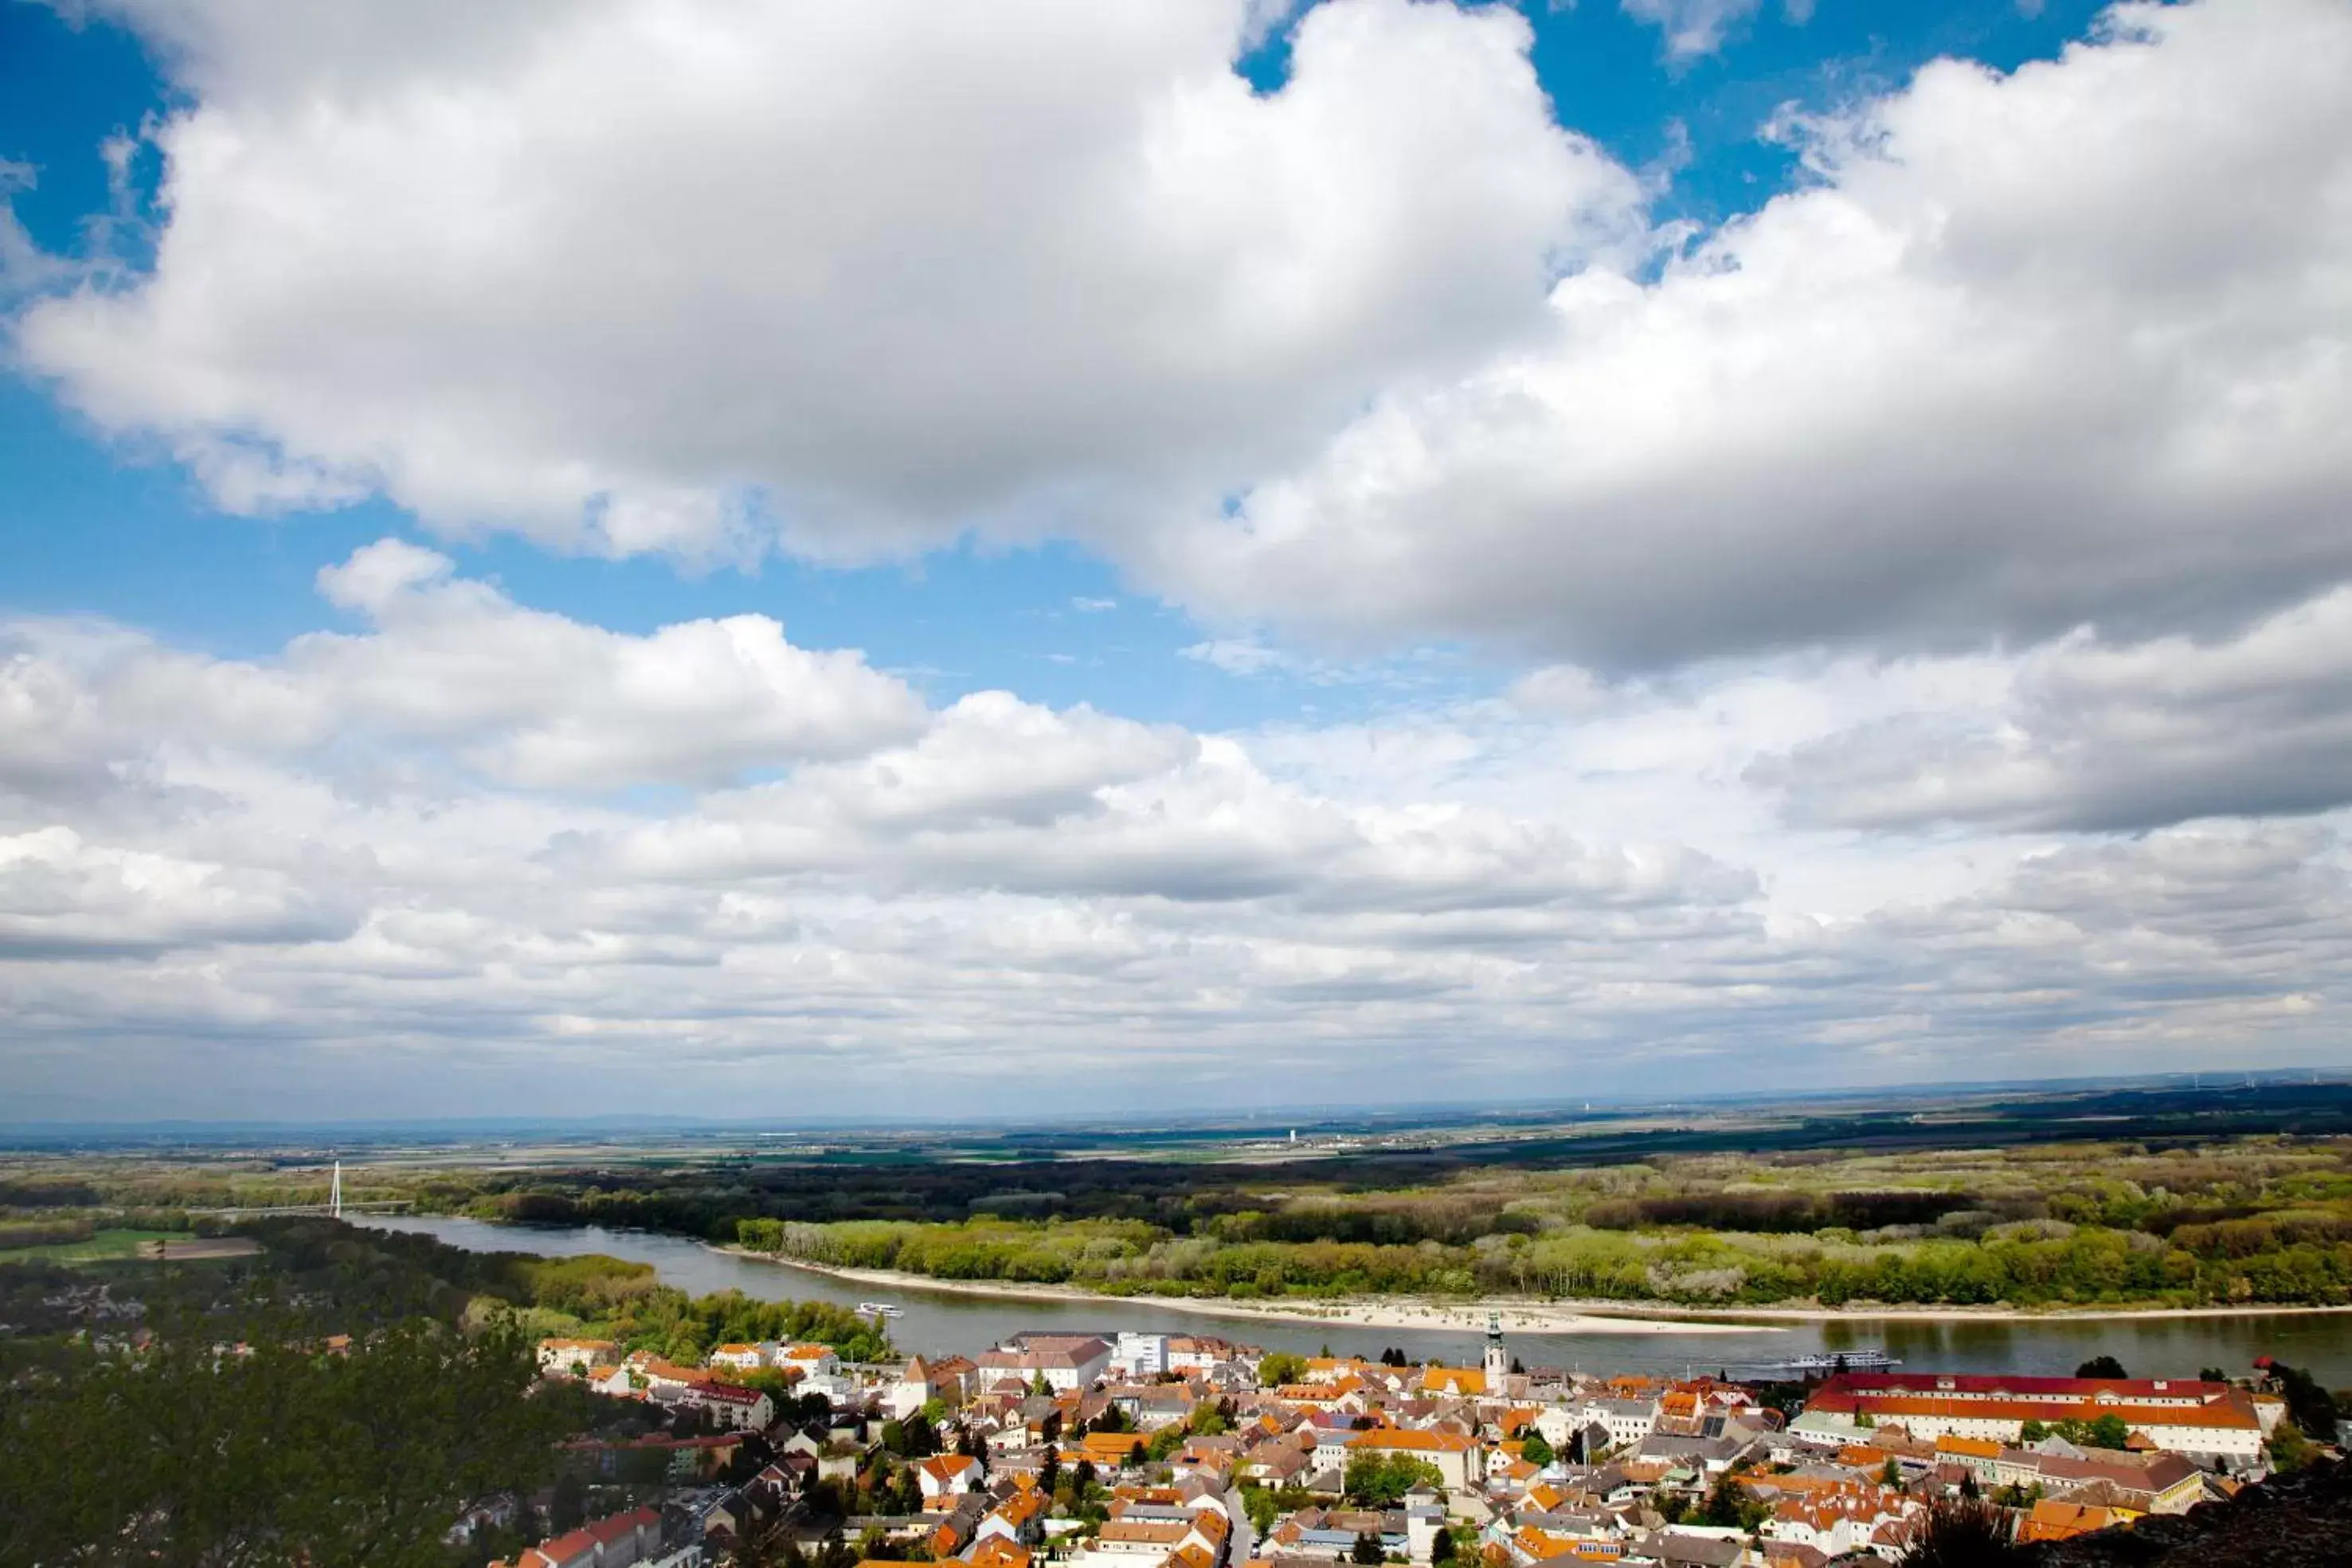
[189, 1161, 414, 1220]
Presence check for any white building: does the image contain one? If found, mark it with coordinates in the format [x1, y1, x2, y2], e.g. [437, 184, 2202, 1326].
[685, 1382, 775, 1432]
[1113, 1332, 1172, 1379]
[977, 1335, 1113, 1392]
[538, 1338, 618, 1376]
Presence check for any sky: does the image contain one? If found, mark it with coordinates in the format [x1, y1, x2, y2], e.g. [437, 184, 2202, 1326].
[2, 0, 2350, 1122]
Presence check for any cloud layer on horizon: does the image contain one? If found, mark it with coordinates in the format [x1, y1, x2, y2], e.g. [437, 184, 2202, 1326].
[4, 545, 2350, 1117]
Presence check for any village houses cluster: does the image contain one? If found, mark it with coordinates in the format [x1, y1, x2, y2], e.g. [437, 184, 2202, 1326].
[499, 1316, 2297, 1568]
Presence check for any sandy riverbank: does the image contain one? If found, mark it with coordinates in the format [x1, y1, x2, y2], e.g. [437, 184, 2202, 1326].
[710, 1245, 2352, 1335]
[708, 1247, 1759, 1335]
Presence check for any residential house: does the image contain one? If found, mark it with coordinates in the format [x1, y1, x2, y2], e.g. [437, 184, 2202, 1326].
[918, 1453, 987, 1503]
[1346, 1428, 1485, 1491]
[512, 1506, 663, 1568]
[979, 1335, 1114, 1392]
[538, 1338, 619, 1376]
[684, 1381, 774, 1432]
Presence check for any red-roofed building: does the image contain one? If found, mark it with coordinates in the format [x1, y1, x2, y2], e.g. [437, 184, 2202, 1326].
[1802, 1374, 2262, 1458]
[512, 1505, 662, 1568]
[684, 1378, 775, 1430]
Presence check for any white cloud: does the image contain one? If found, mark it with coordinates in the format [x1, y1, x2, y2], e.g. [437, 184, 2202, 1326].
[22, 0, 2343, 687]
[1760, 586, 2352, 832]
[20, 0, 1638, 563]
[1144, 0, 2352, 670]
[0, 826, 358, 956]
[8, 574, 2352, 1116]
[1182, 637, 1299, 678]
[1620, 0, 1763, 59]
[0, 539, 928, 793]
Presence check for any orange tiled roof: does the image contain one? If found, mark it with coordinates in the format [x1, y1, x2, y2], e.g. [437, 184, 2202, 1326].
[1351, 1428, 1477, 1453]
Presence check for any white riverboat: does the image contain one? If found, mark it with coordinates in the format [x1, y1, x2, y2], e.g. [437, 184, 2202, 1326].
[1775, 1349, 1900, 1374]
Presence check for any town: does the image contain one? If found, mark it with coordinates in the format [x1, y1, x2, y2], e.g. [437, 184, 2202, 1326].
[491, 1313, 2316, 1568]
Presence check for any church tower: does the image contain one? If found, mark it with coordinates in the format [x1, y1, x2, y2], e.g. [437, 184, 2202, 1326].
[1482, 1309, 1508, 1388]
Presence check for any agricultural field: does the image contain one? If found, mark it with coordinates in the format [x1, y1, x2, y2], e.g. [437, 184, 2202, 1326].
[0, 1226, 183, 1265]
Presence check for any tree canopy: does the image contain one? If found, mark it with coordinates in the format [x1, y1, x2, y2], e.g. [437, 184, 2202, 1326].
[0, 1297, 565, 1568]
[1344, 1453, 1445, 1507]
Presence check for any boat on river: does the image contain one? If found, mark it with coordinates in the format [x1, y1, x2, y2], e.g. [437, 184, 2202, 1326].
[858, 1300, 905, 1318]
[1773, 1349, 1900, 1374]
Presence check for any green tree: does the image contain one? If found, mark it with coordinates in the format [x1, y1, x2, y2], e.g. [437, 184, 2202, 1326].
[1258, 1352, 1309, 1386]
[1699, 1470, 1765, 1531]
[550, 1471, 587, 1532]
[2268, 1360, 2342, 1441]
[2085, 1414, 2131, 1449]
[1344, 1453, 1445, 1507]
[1519, 1432, 1553, 1468]
[1351, 1533, 1386, 1565]
[1429, 1527, 1455, 1566]
[2074, 1355, 2128, 1379]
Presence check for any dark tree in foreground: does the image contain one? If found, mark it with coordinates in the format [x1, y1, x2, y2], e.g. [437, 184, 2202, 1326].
[0, 1296, 566, 1568]
[2268, 1360, 2342, 1442]
[1896, 1496, 2027, 1567]
[1350, 1532, 1385, 1566]
[2076, 1355, 2129, 1379]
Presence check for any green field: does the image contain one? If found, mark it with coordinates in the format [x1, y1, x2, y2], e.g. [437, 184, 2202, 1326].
[0, 1227, 182, 1265]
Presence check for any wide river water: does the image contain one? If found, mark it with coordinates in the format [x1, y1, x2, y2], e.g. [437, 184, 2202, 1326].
[358, 1215, 2352, 1383]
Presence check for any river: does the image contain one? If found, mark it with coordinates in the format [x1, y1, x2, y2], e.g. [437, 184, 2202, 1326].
[357, 1214, 2352, 1382]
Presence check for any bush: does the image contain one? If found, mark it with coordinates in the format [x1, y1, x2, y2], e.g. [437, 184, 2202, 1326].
[1896, 1496, 2027, 1566]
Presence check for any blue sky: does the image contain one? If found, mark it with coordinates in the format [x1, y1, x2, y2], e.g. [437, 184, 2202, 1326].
[3, 0, 2350, 1120]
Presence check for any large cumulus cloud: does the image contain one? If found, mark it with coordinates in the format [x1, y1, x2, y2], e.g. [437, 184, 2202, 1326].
[1146, 0, 2352, 667]
[17, 0, 2348, 674]
[18, 0, 1636, 561]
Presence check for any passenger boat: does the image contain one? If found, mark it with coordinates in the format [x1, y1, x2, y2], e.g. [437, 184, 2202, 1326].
[1775, 1350, 1900, 1373]
[857, 1300, 905, 1318]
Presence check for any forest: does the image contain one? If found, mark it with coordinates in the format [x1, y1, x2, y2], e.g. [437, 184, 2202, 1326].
[728, 1138, 2352, 1308]
[0, 1216, 894, 1563]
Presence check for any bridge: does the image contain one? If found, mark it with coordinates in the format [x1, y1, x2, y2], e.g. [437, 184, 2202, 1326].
[190, 1160, 415, 1221]
[193, 1200, 415, 1219]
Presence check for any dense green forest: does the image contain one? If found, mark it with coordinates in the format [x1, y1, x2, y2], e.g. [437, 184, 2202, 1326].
[231, 1218, 894, 1363]
[727, 1140, 2352, 1308]
[0, 1218, 894, 1564]
[0, 1304, 565, 1568]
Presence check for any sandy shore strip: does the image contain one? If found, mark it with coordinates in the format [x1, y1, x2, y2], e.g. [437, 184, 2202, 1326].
[710, 1245, 2352, 1334]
